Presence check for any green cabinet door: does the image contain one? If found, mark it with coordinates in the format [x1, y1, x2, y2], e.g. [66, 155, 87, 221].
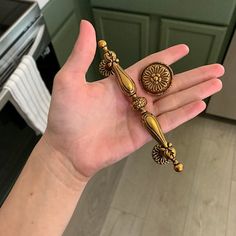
[42, 0, 74, 38]
[160, 18, 227, 73]
[51, 13, 79, 66]
[93, 9, 150, 68]
[91, 0, 236, 26]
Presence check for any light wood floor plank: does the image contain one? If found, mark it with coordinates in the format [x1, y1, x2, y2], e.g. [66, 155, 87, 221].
[100, 208, 144, 236]
[226, 181, 236, 236]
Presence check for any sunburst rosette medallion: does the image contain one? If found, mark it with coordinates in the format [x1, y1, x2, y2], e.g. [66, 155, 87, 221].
[152, 143, 176, 165]
[99, 59, 114, 77]
[140, 62, 173, 95]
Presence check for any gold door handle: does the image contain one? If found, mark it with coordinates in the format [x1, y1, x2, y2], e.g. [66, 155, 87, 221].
[98, 40, 183, 172]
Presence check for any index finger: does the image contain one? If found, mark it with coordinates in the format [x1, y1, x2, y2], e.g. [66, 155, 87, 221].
[126, 44, 189, 78]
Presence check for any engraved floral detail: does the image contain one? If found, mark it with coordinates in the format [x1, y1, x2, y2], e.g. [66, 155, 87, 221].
[99, 60, 114, 77]
[141, 63, 172, 95]
[152, 144, 171, 165]
[152, 143, 176, 165]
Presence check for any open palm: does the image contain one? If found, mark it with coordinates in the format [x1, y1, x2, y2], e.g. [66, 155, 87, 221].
[44, 20, 224, 178]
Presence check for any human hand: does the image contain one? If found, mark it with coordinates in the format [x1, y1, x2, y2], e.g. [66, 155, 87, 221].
[43, 20, 224, 179]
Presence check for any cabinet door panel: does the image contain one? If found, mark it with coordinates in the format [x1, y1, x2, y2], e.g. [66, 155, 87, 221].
[160, 18, 227, 73]
[52, 13, 79, 66]
[93, 9, 150, 68]
[42, 0, 74, 37]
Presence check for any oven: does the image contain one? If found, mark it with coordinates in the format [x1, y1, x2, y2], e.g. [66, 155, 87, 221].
[0, 0, 60, 205]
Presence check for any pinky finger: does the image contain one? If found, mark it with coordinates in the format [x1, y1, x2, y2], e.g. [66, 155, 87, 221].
[158, 100, 206, 133]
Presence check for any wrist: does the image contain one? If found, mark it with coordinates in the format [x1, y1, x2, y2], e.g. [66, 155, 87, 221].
[36, 134, 89, 192]
[0, 132, 88, 236]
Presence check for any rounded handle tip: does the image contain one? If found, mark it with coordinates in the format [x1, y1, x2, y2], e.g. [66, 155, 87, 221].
[98, 40, 107, 49]
[174, 163, 184, 172]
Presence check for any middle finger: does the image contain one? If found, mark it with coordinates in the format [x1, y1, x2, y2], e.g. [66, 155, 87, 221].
[154, 78, 222, 115]
[157, 63, 224, 101]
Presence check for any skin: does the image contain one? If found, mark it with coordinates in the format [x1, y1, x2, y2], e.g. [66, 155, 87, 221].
[0, 20, 224, 235]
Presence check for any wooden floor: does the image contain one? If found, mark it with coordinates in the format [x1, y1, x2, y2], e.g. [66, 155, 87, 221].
[64, 116, 236, 236]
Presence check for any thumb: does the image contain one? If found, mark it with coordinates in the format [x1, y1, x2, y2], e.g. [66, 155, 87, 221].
[64, 20, 97, 76]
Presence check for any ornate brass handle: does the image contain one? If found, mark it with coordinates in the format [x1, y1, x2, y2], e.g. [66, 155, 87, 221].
[98, 40, 183, 172]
